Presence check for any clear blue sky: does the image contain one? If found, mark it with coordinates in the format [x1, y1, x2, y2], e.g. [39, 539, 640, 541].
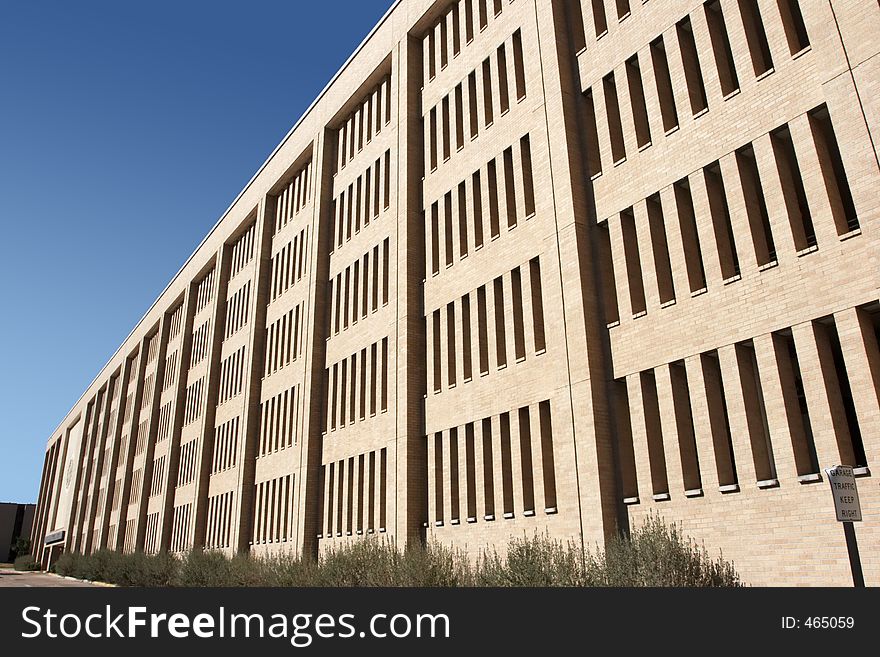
[0, 0, 393, 503]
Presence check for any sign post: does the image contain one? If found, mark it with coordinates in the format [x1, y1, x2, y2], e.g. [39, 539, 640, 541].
[824, 465, 863, 587]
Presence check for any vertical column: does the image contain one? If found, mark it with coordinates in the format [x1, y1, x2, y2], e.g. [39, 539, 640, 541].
[113, 342, 150, 551]
[535, 0, 620, 543]
[158, 286, 197, 552]
[135, 313, 172, 552]
[395, 35, 428, 545]
[99, 359, 134, 549]
[190, 244, 230, 550]
[86, 377, 118, 553]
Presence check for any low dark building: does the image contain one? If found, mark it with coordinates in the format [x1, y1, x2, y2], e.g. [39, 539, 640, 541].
[0, 502, 35, 562]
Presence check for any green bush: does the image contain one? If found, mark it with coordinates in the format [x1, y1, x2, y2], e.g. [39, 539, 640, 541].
[55, 552, 80, 577]
[49, 516, 742, 587]
[178, 549, 271, 587]
[13, 554, 41, 571]
[11, 536, 31, 561]
[600, 514, 742, 587]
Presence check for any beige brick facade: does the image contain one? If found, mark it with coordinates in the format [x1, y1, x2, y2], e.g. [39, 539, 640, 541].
[31, 0, 880, 586]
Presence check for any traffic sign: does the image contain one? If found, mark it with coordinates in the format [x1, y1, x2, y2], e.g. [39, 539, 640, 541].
[824, 465, 862, 522]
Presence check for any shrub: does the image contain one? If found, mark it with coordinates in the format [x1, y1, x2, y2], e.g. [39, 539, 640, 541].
[601, 514, 742, 587]
[11, 536, 31, 561]
[47, 516, 742, 587]
[399, 540, 473, 587]
[55, 552, 80, 577]
[262, 553, 320, 587]
[178, 549, 271, 587]
[13, 554, 41, 571]
[105, 551, 178, 587]
[318, 538, 400, 586]
[477, 534, 592, 587]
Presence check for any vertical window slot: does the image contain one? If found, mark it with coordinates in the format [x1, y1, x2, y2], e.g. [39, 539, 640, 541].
[462, 294, 473, 381]
[735, 144, 777, 265]
[472, 170, 484, 248]
[529, 258, 546, 353]
[450, 427, 460, 521]
[703, 161, 741, 279]
[620, 208, 648, 315]
[676, 17, 709, 115]
[500, 413, 514, 516]
[737, 0, 774, 76]
[673, 178, 708, 292]
[494, 276, 507, 368]
[808, 105, 859, 234]
[458, 182, 469, 257]
[454, 83, 465, 150]
[477, 285, 489, 374]
[824, 320, 868, 467]
[442, 96, 451, 161]
[641, 370, 670, 495]
[468, 72, 479, 139]
[704, 0, 740, 96]
[482, 58, 494, 126]
[520, 135, 536, 217]
[445, 192, 455, 267]
[669, 361, 702, 491]
[487, 159, 500, 238]
[650, 37, 679, 133]
[603, 73, 627, 163]
[512, 29, 527, 100]
[434, 433, 444, 522]
[701, 351, 739, 488]
[770, 124, 816, 249]
[511, 267, 526, 361]
[736, 342, 778, 481]
[447, 302, 457, 386]
[431, 202, 440, 275]
[583, 89, 603, 178]
[626, 55, 652, 148]
[592, 0, 608, 37]
[646, 194, 676, 305]
[518, 407, 535, 512]
[777, 0, 810, 55]
[503, 146, 517, 228]
[465, 422, 477, 520]
[497, 44, 510, 114]
[482, 418, 495, 518]
[539, 401, 557, 510]
[597, 221, 620, 325]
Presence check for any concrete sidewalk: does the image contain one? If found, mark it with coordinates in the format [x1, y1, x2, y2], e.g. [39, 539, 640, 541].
[0, 568, 97, 587]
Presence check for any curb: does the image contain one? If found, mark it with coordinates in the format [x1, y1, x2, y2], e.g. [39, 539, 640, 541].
[50, 572, 117, 587]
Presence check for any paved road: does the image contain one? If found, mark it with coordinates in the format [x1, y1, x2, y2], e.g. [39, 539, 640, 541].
[0, 568, 97, 587]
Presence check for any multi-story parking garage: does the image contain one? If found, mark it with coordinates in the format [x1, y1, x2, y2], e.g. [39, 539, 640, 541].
[31, 0, 879, 585]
